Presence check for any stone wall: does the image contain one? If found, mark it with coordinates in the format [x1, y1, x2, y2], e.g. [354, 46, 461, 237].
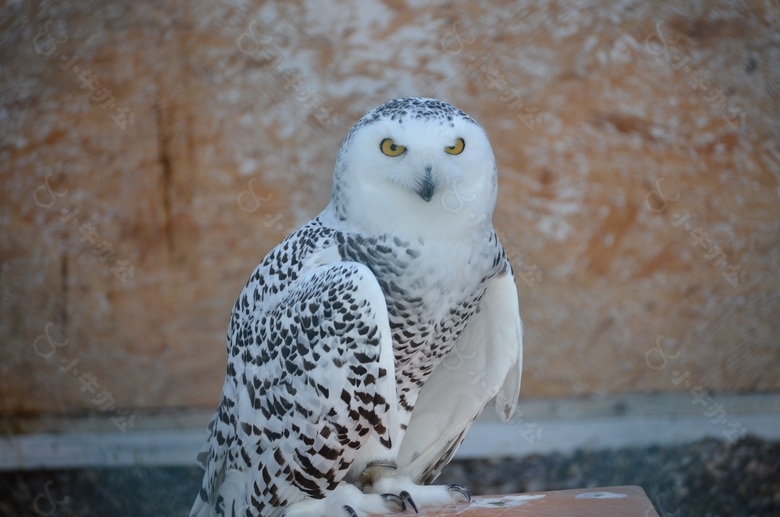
[1, 0, 778, 414]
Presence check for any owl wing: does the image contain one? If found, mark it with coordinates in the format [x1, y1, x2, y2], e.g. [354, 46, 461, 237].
[396, 265, 523, 484]
[191, 262, 398, 517]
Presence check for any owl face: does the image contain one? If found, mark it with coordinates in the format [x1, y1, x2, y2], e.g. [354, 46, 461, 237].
[331, 98, 498, 238]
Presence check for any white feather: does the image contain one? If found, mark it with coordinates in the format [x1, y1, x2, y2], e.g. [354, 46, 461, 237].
[396, 271, 523, 483]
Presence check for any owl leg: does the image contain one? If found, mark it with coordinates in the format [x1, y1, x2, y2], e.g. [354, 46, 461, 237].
[283, 482, 408, 517]
[357, 464, 471, 510]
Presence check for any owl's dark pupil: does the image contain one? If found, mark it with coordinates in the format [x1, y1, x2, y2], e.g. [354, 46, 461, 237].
[390, 144, 397, 151]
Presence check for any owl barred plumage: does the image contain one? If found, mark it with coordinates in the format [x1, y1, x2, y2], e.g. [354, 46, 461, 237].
[191, 97, 523, 517]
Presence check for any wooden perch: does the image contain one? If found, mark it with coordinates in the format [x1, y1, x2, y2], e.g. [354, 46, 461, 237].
[372, 486, 659, 516]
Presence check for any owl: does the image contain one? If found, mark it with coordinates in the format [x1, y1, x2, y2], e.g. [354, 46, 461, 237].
[191, 97, 523, 517]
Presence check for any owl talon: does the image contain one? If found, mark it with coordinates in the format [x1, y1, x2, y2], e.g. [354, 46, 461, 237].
[380, 493, 406, 511]
[343, 505, 359, 517]
[447, 484, 471, 502]
[399, 491, 418, 513]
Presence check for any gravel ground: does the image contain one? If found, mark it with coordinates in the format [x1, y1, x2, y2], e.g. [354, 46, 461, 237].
[1, 436, 777, 516]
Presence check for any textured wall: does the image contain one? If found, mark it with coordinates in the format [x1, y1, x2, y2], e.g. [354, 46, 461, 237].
[1, 0, 778, 415]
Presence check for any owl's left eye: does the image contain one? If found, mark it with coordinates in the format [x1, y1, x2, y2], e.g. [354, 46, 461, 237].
[380, 138, 406, 157]
[445, 138, 465, 155]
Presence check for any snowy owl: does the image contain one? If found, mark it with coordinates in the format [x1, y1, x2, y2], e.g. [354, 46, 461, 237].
[191, 97, 523, 517]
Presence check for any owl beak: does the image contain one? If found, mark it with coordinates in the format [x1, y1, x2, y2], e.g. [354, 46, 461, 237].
[416, 166, 435, 203]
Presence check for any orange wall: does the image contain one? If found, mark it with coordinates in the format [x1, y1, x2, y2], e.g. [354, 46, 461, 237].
[1, 1, 778, 414]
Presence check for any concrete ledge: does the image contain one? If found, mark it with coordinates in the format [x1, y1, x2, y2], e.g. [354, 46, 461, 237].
[1, 393, 778, 470]
[457, 392, 780, 457]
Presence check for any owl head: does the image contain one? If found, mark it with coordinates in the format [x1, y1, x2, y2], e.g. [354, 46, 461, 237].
[327, 98, 498, 240]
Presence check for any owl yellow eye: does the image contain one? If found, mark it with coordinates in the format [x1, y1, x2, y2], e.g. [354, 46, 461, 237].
[444, 138, 466, 155]
[380, 138, 406, 157]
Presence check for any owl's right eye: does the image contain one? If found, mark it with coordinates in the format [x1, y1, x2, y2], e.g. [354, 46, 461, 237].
[380, 138, 406, 157]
